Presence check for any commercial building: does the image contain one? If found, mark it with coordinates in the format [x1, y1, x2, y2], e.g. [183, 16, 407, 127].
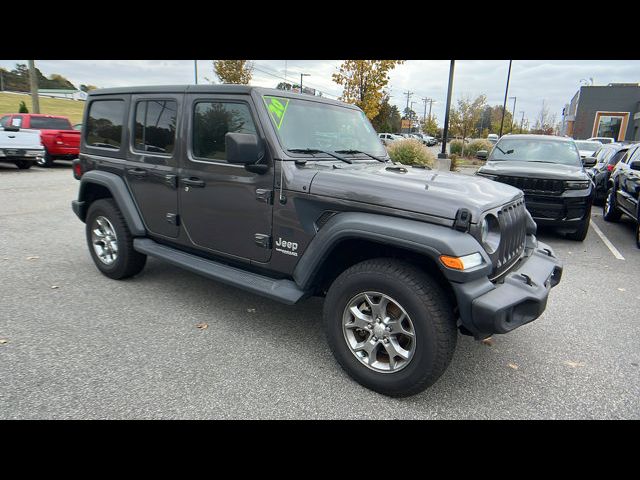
[562, 83, 640, 141]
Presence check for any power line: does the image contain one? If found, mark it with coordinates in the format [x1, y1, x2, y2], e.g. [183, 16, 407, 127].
[251, 62, 341, 98]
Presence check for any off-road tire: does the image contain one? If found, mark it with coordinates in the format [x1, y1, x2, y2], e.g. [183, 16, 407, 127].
[603, 188, 622, 222]
[323, 258, 457, 397]
[14, 160, 32, 169]
[85, 198, 146, 279]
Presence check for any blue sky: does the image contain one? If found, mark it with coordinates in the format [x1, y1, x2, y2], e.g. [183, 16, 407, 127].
[1, 59, 638, 127]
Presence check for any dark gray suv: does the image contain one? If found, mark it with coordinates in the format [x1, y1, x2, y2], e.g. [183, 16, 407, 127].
[71, 85, 562, 396]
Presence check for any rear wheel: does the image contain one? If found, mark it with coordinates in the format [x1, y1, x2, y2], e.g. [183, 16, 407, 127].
[603, 188, 621, 222]
[36, 149, 54, 168]
[323, 258, 457, 397]
[85, 198, 146, 279]
[14, 160, 32, 170]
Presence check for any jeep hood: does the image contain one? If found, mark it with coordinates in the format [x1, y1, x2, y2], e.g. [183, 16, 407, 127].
[307, 162, 522, 223]
[479, 160, 589, 180]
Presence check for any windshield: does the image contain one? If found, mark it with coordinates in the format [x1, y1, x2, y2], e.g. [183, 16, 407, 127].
[489, 137, 581, 166]
[575, 141, 600, 152]
[263, 96, 387, 158]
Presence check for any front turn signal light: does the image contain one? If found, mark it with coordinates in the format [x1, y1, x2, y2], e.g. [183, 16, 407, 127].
[440, 253, 484, 271]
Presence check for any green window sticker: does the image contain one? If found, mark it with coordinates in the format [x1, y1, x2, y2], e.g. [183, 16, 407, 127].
[263, 96, 290, 130]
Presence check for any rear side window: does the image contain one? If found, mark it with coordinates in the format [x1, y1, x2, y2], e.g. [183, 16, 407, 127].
[192, 102, 256, 161]
[609, 149, 628, 165]
[86, 100, 125, 149]
[29, 117, 72, 130]
[134, 100, 178, 154]
[0, 115, 9, 127]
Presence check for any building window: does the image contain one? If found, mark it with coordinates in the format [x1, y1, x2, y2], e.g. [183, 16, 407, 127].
[592, 112, 629, 141]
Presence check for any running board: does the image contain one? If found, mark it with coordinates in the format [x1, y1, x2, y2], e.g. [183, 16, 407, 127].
[133, 238, 307, 305]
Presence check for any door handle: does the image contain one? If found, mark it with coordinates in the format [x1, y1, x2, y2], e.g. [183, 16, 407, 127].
[181, 177, 205, 188]
[127, 168, 148, 177]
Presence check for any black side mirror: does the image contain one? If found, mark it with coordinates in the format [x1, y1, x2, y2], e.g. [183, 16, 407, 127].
[630, 160, 640, 172]
[476, 150, 488, 160]
[225, 132, 265, 166]
[582, 156, 597, 168]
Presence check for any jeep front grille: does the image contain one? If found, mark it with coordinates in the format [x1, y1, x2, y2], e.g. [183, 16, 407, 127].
[490, 199, 527, 279]
[496, 176, 563, 194]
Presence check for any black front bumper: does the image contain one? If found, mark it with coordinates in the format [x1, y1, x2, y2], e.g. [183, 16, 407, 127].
[525, 192, 592, 229]
[452, 239, 563, 338]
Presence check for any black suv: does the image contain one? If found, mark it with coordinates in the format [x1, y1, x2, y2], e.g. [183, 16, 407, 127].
[71, 86, 562, 397]
[603, 143, 640, 248]
[476, 134, 594, 241]
[588, 143, 631, 205]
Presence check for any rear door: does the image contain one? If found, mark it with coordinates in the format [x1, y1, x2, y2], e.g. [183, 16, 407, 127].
[125, 95, 182, 238]
[178, 93, 274, 262]
[619, 146, 640, 214]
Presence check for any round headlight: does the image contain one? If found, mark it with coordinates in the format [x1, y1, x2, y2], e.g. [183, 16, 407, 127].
[481, 214, 501, 253]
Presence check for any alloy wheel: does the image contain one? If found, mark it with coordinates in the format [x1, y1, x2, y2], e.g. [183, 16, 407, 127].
[91, 216, 118, 265]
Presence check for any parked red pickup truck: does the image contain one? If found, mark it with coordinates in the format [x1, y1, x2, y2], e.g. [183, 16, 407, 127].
[0, 113, 80, 167]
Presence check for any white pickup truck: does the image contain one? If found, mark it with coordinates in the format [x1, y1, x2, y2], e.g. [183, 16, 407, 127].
[0, 126, 45, 170]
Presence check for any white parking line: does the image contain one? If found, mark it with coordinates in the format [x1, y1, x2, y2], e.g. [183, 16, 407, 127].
[590, 221, 625, 260]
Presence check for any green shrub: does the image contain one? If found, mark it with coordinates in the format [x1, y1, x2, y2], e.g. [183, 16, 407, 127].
[386, 139, 435, 167]
[18, 100, 28, 113]
[467, 139, 493, 158]
[449, 140, 463, 156]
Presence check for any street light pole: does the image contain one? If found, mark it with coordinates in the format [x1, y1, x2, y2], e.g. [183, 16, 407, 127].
[439, 60, 455, 159]
[520, 111, 525, 133]
[499, 60, 513, 137]
[194, 60, 198, 84]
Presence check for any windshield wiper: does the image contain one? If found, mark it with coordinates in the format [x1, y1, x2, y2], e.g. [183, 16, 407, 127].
[287, 148, 352, 164]
[334, 149, 387, 163]
[494, 146, 514, 155]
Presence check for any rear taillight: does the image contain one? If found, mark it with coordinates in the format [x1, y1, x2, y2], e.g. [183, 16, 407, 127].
[607, 164, 614, 172]
[73, 160, 82, 179]
[55, 134, 64, 145]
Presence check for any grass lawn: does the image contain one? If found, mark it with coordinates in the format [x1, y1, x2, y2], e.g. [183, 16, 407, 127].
[0, 92, 85, 124]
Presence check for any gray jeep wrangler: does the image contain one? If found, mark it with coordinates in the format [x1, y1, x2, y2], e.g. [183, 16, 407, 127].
[71, 85, 563, 397]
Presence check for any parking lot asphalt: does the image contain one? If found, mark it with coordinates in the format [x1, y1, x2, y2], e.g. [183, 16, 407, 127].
[1, 163, 638, 419]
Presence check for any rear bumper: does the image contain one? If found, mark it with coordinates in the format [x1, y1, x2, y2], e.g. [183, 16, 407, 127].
[452, 239, 562, 338]
[47, 146, 79, 157]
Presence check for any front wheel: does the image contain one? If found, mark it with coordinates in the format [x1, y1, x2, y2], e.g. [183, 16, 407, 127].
[566, 207, 591, 241]
[603, 188, 621, 222]
[323, 258, 457, 397]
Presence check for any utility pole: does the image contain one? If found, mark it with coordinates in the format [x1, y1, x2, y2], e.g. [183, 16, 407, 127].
[439, 60, 455, 159]
[28, 60, 40, 114]
[0, 69, 3, 91]
[428, 98, 434, 123]
[499, 60, 512, 137]
[509, 96, 517, 133]
[404, 90, 413, 133]
[422, 97, 428, 124]
[519, 111, 525, 133]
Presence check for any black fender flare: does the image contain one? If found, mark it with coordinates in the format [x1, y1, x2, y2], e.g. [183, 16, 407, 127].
[293, 212, 492, 290]
[73, 170, 146, 236]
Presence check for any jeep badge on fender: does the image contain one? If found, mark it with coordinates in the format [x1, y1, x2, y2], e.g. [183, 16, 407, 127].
[71, 85, 563, 397]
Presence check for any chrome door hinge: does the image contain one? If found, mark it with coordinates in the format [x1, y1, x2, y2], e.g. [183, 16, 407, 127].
[254, 234, 272, 249]
[255, 189, 273, 204]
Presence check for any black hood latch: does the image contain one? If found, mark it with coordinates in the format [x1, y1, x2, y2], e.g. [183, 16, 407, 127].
[453, 208, 472, 232]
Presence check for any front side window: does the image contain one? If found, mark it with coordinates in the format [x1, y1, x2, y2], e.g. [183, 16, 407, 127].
[489, 138, 581, 166]
[192, 102, 256, 161]
[0, 115, 9, 127]
[262, 96, 387, 158]
[609, 149, 628, 165]
[86, 100, 125, 149]
[10, 116, 22, 127]
[134, 100, 177, 154]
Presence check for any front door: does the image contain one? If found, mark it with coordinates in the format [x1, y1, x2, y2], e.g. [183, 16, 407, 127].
[178, 94, 274, 262]
[124, 95, 181, 238]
